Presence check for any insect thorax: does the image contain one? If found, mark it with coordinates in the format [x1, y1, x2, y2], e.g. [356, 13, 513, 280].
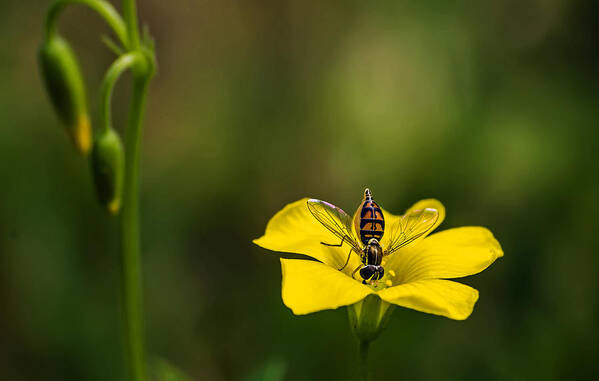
[363, 241, 383, 266]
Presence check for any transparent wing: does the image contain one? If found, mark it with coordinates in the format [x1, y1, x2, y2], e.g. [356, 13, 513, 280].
[384, 208, 439, 255]
[306, 199, 362, 253]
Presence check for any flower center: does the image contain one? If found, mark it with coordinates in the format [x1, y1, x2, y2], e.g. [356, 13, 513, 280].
[365, 268, 396, 291]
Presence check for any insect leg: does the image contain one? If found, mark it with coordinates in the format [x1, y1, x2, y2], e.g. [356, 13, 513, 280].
[351, 265, 362, 280]
[362, 272, 377, 285]
[320, 236, 345, 247]
[338, 248, 353, 271]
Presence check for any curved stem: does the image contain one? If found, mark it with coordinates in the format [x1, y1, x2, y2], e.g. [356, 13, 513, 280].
[359, 340, 370, 381]
[100, 52, 144, 132]
[122, 0, 140, 49]
[120, 73, 151, 381]
[45, 0, 127, 47]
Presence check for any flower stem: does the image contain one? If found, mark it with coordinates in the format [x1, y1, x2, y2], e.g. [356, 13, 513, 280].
[122, 0, 140, 49]
[45, 0, 127, 46]
[118, 2, 152, 380]
[359, 340, 370, 381]
[120, 72, 150, 381]
[100, 52, 144, 132]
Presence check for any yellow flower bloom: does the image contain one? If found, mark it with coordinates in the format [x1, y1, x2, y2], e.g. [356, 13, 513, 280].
[253, 197, 503, 320]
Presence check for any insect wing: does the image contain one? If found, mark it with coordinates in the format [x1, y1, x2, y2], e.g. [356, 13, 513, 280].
[306, 199, 362, 252]
[385, 208, 439, 255]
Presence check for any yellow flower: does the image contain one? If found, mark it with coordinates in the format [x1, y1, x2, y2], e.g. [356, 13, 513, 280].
[253, 197, 503, 320]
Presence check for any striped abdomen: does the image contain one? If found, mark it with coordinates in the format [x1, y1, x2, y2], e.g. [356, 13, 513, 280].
[354, 189, 385, 245]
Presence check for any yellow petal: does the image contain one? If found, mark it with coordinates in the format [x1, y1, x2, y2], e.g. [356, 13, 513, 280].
[381, 199, 446, 249]
[378, 279, 478, 320]
[254, 198, 351, 268]
[281, 258, 374, 315]
[386, 227, 503, 284]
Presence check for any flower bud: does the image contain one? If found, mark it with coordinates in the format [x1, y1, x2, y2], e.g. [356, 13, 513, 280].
[91, 128, 124, 214]
[347, 295, 395, 343]
[38, 35, 91, 154]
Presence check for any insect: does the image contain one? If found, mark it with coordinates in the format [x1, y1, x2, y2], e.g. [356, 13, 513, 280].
[307, 188, 439, 284]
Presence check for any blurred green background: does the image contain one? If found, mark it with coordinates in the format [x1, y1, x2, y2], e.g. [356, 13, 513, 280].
[2, 0, 598, 380]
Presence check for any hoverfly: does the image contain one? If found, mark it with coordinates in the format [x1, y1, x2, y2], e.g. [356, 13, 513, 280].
[307, 188, 439, 284]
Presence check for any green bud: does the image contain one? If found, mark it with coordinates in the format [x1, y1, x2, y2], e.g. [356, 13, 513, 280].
[38, 35, 91, 154]
[91, 128, 124, 215]
[347, 295, 395, 343]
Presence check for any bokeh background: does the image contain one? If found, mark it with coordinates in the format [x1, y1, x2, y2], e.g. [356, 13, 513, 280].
[2, 0, 598, 380]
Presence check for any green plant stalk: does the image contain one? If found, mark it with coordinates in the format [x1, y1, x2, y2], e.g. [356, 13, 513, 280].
[119, 2, 151, 380]
[359, 340, 370, 381]
[45, 0, 127, 46]
[100, 52, 144, 132]
[120, 74, 150, 381]
[348, 295, 396, 381]
[122, 0, 140, 49]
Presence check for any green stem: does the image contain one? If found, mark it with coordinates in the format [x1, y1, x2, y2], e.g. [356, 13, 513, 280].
[45, 0, 127, 46]
[120, 74, 150, 381]
[122, 0, 140, 49]
[118, 2, 152, 380]
[100, 52, 144, 132]
[359, 340, 370, 381]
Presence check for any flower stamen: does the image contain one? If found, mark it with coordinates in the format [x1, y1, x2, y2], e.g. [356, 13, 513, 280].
[365, 267, 396, 291]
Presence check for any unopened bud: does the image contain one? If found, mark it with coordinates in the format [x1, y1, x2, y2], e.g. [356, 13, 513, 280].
[91, 128, 124, 214]
[38, 35, 91, 154]
[347, 295, 394, 343]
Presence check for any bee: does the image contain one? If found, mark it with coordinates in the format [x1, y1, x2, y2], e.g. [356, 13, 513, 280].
[307, 188, 439, 284]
